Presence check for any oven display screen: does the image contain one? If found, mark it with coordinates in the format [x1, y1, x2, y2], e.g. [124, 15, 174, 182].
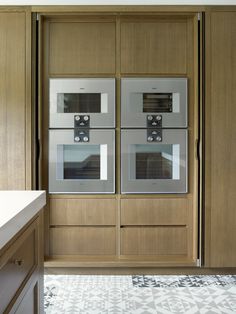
[57, 93, 101, 113]
[143, 93, 172, 113]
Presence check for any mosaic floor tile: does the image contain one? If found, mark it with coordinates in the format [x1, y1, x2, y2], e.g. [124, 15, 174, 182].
[44, 275, 236, 314]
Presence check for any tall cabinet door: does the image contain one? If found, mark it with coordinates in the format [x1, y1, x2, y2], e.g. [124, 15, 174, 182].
[205, 10, 236, 267]
[0, 9, 32, 190]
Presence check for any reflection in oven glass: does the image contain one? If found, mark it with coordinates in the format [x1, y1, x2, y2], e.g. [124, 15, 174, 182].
[143, 93, 172, 113]
[57, 93, 101, 113]
[132, 144, 177, 180]
[63, 145, 100, 180]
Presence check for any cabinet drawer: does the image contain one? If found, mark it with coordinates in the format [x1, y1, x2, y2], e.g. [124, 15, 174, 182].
[50, 198, 117, 226]
[121, 199, 188, 225]
[121, 226, 187, 255]
[0, 227, 36, 313]
[50, 227, 116, 255]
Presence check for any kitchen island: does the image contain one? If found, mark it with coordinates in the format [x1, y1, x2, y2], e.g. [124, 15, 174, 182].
[0, 191, 46, 314]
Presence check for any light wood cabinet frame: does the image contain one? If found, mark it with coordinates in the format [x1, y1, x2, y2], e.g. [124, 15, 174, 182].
[39, 11, 200, 267]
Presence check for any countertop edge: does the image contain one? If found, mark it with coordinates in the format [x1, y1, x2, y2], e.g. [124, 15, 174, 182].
[0, 191, 46, 251]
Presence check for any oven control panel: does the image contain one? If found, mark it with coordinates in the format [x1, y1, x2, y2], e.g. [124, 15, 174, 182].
[147, 115, 162, 128]
[74, 129, 90, 142]
[147, 129, 162, 142]
[74, 115, 90, 128]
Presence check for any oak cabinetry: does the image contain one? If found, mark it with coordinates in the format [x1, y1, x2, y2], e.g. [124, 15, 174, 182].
[49, 198, 117, 256]
[0, 213, 43, 314]
[121, 227, 187, 256]
[50, 227, 116, 256]
[205, 10, 236, 267]
[0, 8, 32, 190]
[120, 16, 188, 74]
[50, 198, 117, 225]
[120, 199, 188, 225]
[41, 11, 199, 267]
[48, 17, 116, 75]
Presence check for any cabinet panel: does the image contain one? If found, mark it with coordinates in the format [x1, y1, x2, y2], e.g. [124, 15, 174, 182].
[49, 21, 116, 75]
[50, 227, 116, 255]
[0, 12, 26, 189]
[15, 282, 38, 314]
[121, 198, 187, 225]
[121, 17, 188, 74]
[205, 11, 236, 267]
[121, 227, 187, 255]
[0, 226, 36, 313]
[50, 198, 117, 225]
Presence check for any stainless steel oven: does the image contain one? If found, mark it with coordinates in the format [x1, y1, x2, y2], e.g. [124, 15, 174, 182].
[121, 78, 187, 128]
[121, 129, 187, 193]
[49, 129, 115, 193]
[50, 78, 115, 128]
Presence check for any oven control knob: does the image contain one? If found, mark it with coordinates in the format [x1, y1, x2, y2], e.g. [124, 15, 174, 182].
[156, 136, 162, 142]
[147, 115, 153, 121]
[83, 115, 89, 121]
[75, 115, 80, 121]
[156, 115, 162, 121]
[74, 136, 80, 142]
[83, 136, 89, 142]
[147, 136, 154, 142]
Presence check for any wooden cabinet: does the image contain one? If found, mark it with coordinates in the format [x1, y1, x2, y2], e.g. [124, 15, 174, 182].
[0, 8, 32, 190]
[205, 10, 236, 267]
[41, 11, 199, 267]
[121, 227, 187, 256]
[0, 213, 43, 314]
[47, 17, 116, 75]
[120, 15, 191, 74]
[49, 198, 117, 256]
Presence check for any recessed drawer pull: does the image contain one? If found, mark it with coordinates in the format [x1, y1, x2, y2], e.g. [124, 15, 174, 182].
[13, 259, 24, 266]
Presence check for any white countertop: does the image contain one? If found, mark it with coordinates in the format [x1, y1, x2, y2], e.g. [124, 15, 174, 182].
[0, 191, 46, 250]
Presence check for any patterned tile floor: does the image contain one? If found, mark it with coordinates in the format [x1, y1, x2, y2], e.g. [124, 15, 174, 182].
[44, 275, 236, 314]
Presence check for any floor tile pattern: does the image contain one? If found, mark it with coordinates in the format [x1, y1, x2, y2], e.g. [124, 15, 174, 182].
[44, 275, 236, 314]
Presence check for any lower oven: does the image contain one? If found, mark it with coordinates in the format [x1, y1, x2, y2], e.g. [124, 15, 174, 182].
[121, 129, 187, 194]
[49, 129, 115, 193]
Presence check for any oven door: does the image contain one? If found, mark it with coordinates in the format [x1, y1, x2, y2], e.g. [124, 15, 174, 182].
[121, 129, 187, 193]
[49, 130, 115, 193]
[121, 78, 187, 128]
[50, 78, 115, 128]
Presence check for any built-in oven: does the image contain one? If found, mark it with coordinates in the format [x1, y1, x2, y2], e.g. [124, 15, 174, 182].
[121, 129, 187, 194]
[121, 78, 187, 128]
[50, 78, 115, 128]
[49, 129, 115, 193]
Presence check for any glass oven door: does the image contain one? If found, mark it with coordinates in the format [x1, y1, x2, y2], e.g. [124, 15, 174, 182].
[121, 129, 187, 193]
[49, 130, 115, 193]
[121, 78, 187, 128]
[50, 78, 115, 128]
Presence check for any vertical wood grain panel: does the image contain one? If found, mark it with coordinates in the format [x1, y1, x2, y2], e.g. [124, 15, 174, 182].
[49, 21, 116, 75]
[205, 11, 236, 267]
[120, 17, 187, 74]
[0, 12, 26, 189]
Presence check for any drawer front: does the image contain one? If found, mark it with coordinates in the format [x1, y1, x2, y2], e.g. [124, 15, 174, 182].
[121, 227, 187, 255]
[50, 227, 116, 255]
[0, 228, 36, 313]
[50, 198, 117, 226]
[121, 198, 188, 225]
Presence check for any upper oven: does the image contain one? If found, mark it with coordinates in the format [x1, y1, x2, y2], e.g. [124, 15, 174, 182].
[121, 78, 187, 128]
[49, 78, 115, 128]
